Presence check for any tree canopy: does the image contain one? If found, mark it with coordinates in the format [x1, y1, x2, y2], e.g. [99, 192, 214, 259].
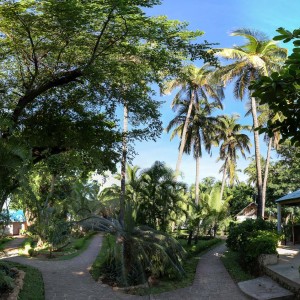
[251, 27, 300, 145]
[0, 0, 215, 210]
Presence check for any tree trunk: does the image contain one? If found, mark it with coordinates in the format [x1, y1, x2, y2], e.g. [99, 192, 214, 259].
[119, 104, 128, 227]
[175, 91, 194, 180]
[262, 137, 272, 218]
[195, 155, 200, 205]
[220, 158, 228, 202]
[251, 97, 263, 218]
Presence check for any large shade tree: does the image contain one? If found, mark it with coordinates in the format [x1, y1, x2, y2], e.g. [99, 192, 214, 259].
[0, 0, 215, 211]
[214, 29, 287, 217]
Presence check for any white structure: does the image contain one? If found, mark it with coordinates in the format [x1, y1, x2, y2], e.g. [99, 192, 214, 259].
[276, 189, 300, 233]
[235, 202, 257, 222]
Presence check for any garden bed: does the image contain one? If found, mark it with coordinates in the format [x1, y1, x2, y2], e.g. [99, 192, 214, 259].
[0, 261, 44, 300]
[19, 232, 95, 260]
[90, 234, 222, 295]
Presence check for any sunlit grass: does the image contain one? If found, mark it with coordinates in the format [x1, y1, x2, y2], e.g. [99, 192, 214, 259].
[221, 249, 254, 282]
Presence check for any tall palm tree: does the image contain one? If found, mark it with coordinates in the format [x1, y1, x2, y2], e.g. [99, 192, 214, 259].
[214, 29, 287, 218]
[166, 99, 219, 205]
[163, 64, 224, 181]
[257, 104, 281, 212]
[216, 114, 251, 202]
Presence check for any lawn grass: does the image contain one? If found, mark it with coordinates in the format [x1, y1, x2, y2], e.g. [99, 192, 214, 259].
[220, 249, 254, 282]
[1, 261, 44, 300]
[90, 235, 223, 295]
[55, 232, 95, 260]
[90, 233, 115, 280]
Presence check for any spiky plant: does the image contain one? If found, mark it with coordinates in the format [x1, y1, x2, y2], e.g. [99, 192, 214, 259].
[81, 204, 186, 287]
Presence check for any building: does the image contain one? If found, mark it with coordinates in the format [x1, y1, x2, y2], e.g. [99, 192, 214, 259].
[1, 210, 27, 236]
[235, 202, 257, 222]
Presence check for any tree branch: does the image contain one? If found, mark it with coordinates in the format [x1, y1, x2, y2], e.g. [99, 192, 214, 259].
[87, 6, 117, 66]
[12, 68, 83, 124]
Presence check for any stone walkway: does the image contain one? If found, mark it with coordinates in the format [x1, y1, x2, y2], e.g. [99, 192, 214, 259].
[1, 235, 248, 300]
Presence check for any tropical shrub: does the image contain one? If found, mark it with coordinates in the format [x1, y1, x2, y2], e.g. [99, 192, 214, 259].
[226, 219, 279, 274]
[226, 218, 276, 251]
[86, 205, 186, 287]
[184, 238, 222, 257]
[243, 230, 279, 264]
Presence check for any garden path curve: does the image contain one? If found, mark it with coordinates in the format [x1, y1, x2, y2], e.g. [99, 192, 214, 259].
[2, 235, 248, 300]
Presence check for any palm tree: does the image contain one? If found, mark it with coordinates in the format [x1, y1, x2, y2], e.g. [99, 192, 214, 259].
[200, 184, 231, 237]
[138, 161, 186, 231]
[166, 99, 219, 205]
[214, 29, 287, 218]
[216, 114, 251, 202]
[162, 64, 223, 181]
[257, 104, 281, 211]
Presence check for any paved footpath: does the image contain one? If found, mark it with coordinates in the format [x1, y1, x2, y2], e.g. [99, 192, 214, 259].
[2, 235, 248, 300]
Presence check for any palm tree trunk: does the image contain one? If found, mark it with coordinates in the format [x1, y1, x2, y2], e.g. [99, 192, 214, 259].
[175, 91, 194, 180]
[262, 137, 272, 218]
[251, 97, 263, 218]
[220, 158, 228, 202]
[195, 155, 200, 205]
[119, 104, 128, 227]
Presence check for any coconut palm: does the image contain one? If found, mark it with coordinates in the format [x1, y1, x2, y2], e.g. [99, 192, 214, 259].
[214, 29, 287, 217]
[166, 99, 219, 205]
[216, 114, 251, 202]
[163, 64, 224, 181]
[257, 104, 281, 215]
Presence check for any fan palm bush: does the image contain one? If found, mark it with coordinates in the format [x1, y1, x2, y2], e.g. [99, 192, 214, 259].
[86, 204, 186, 287]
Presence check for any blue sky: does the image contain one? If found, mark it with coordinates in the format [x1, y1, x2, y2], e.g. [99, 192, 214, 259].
[129, 0, 299, 186]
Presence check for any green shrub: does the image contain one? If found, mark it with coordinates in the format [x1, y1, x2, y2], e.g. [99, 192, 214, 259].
[226, 219, 276, 252]
[28, 248, 37, 257]
[243, 231, 279, 264]
[226, 219, 279, 275]
[186, 238, 222, 256]
[73, 238, 85, 250]
[0, 271, 15, 293]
